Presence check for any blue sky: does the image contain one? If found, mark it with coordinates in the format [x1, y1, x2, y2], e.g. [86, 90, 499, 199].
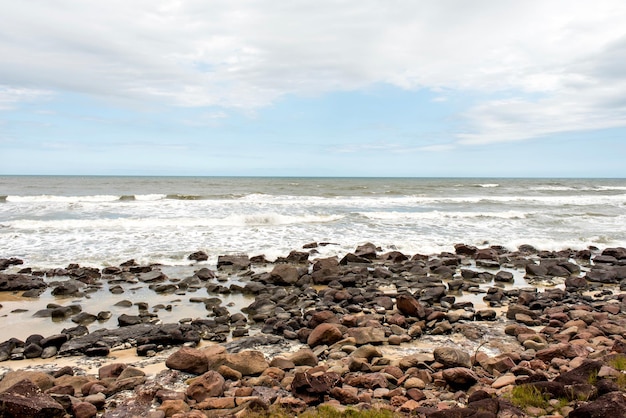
[1, 1, 625, 177]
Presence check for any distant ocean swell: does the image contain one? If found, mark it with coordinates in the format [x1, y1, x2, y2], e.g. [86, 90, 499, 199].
[0, 177, 625, 268]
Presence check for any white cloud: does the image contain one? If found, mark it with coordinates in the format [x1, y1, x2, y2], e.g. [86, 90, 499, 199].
[1, 1, 625, 143]
[0, 86, 52, 110]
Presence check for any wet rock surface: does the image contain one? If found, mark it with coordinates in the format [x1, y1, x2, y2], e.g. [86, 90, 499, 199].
[2, 244, 626, 416]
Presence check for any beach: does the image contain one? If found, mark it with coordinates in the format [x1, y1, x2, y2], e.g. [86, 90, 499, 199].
[2, 177, 626, 416]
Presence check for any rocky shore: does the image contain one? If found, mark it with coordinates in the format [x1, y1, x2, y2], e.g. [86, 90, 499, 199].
[2, 243, 626, 417]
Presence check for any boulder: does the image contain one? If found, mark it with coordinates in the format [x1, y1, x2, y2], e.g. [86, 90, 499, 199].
[166, 347, 209, 375]
[346, 326, 386, 345]
[433, 347, 471, 368]
[307, 323, 343, 347]
[207, 350, 269, 377]
[188, 251, 209, 261]
[0, 273, 46, 291]
[569, 391, 626, 418]
[217, 255, 250, 270]
[268, 264, 299, 286]
[396, 294, 426, 318]
[0, 379, 65, 418]
[442, 367, 478, 388]
[186, 371, 225, 403]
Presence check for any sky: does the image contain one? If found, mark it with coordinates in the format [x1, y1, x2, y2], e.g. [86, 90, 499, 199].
[1, 1, 625, 177]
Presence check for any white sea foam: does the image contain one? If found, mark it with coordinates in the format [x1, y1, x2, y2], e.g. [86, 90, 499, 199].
[2, 177, 626, 269]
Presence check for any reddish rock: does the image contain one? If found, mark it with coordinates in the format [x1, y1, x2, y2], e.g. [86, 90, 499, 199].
[307, 323, 343, 347]
[396, 294, 426, 318]
[442, 367, 478, 388]
[72, 401, 98, 418]
[98, 363, 127, 379]
[186, 370, 226, 403]
[166, 347, 209, 375]
[0, 379, 65, 418]
[292, 371, 342, 404]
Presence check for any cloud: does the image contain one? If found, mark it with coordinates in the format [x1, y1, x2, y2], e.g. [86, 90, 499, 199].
[0, 86, 52, 110]
[1, 1, 625, 144]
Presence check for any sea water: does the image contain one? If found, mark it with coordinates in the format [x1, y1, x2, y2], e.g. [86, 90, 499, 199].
[2, 176, 625, 269]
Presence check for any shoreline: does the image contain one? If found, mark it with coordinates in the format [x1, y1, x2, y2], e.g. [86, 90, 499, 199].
[1, 242, 626, 417]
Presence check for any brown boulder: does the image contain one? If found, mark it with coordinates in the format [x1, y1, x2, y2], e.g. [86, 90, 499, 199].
[569, 391, 626, 418]
[165, 347, 209, 375]
[307, 323, 343, 347]
[207, 350, 269, 376]
[0, 379, 65, 418]
[186, 370, 226, 403]
[442, 367, 478, 389]
[396, 294, 426, 318]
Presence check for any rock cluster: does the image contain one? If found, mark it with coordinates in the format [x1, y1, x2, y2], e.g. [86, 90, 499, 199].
[2, 243, 626, 417]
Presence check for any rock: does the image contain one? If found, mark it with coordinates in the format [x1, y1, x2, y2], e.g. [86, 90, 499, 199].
[396, 294, 426, 318]
[442, 367, 478, 388]
[166, 347, 208, 375]
[569, 391, 626, 418]
[117, 313, 142, 327]
[0, 371, 55, 392]
[207, 350, 269, 376]
[346, 326, 386, 345]
[23, 343, 43, 359]
[288, 348, 318, 367]
[291, 370, 342, 404]
[188, 251, 209, 261]
[0, 273, 46, 291]
[139, 270, 167, 283]
[307, 323, 343, 347]
[355, 242, 378, 259]
[268, 264, 299, 285]
[158, 399, 190, 416]
[71, 312, 98, 325]
[186, 370, 225, 403]
[495, 270, 514, 282]
[339, 253, 372, 265]
[195, 267, 216, 280]
[433, 347, 471, 368]
[0, 380, 65, 417]
[554, 360, 603, 385]
[217, 255, 250, 270]
[72, 401, 98, 418]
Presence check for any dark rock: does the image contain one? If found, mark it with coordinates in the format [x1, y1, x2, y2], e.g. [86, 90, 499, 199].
[40, 334, 69, 348]
[23, 343, 43, 359]
[139, 270, 167, 283]
[585, 268, 618, 284]
[339, 253, 372, 265]
[267, 264, 300, 286]
[71, 312, 98, 325]
[118, 314, 143, 327]
[569, 391, 626, 418]
[495, 271, 514, 282]
[0, 273, 46, 291]
[188, 251, 209, 261]
[217, 255, 250, 270]
[355, 242, 378, 259]
[195, 267, 215, 280]
[525, 263, 548, 276]
[554, 361, 603, 385]
[0, 379, 65, 418]
[454, 244, 478, 256]
[291, 370, 342, 404]
[442, 367, 478, 388]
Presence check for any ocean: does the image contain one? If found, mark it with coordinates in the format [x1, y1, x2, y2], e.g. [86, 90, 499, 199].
[1, 176, 626, 269]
